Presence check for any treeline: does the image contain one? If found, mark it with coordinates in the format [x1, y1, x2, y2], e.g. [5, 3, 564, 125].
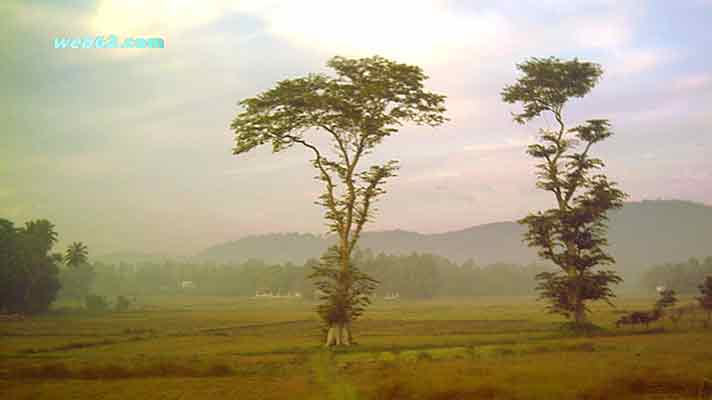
[0, 219, 62, 314]
[642, 257, 712, 293]
[89, 250, 551, 299]
[91, 259, 312, 298]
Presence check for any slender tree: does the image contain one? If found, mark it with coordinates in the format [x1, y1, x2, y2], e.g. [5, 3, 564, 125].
[64, 242, 88, 268]
[230, 55, 447, 345]
[502, 57, 627, 326]
[61, 242, 94, 300]
[698, 275, 712, 324]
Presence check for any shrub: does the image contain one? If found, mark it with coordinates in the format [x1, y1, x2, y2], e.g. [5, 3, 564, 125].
[207, 363, 234, 377]
[115, 295, 131, 312]
[85, 294, 109, 312]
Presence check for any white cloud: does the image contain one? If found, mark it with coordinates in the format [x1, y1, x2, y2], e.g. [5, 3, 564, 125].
[569, 15, 633, 49]
[263, 2, 507, 64]
[89, 0, 228, 37]
[609, 48, 669, 76]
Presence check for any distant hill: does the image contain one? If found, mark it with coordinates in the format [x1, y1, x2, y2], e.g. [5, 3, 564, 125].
[197, 200, 712, 275]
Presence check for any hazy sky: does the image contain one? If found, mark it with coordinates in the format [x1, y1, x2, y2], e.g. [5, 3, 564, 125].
[2, 0, 711, 256]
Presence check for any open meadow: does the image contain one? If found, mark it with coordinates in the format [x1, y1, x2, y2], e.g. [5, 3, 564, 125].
[1, 296, 711, 400]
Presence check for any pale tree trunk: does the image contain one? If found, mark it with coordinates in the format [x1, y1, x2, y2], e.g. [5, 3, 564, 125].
[341, 322, 352, 345]
[325, 322, 352, 347]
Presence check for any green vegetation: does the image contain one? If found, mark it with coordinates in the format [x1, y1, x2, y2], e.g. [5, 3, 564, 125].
[502, 57, 627, 326]
[59, 242, 95, 301]
[82, 253, 551, 301]
[642, 256, 712, 293]
[698, 276, 712, 323]
[231, 55, 447, 345]
[1, 296, 711, 399]
[84, 294, 110, 313]
[0, 219, 61, 314]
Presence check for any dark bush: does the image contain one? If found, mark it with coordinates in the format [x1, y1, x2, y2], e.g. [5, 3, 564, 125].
[85, 294, 109, 312]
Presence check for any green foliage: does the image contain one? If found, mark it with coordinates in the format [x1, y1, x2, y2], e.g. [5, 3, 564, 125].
[655, 289, 678, 310]
[697, 276, 712, 320]
[309, 246, 378, 324]
[642, 257, 712, 293]
[230, 55, 447, 331]
[85, 294, 110, 313]
[59, 263, 95, 300]
[86, 255, 546, 300]
[0, 218, 61, 314]
[502, 57, 627, 324]
[64, 242, 88, 268]
[115, 295, 131, 312]
[59, 242, 94, 300]
[501, 57, 602, 124]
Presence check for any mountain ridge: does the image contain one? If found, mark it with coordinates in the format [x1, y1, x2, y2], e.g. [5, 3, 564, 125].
[195, 200, 712, 276]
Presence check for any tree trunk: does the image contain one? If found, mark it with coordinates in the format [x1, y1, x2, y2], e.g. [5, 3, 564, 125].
[325, 322, 352, 347]
[574, 299, 586, 325]
[341, 322, 352, 345]
[566, 265, 586, 326]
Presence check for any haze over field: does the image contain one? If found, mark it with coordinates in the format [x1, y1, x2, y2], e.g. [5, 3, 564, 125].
[3, 1, 712, 257]
[193, 200, 712, 271]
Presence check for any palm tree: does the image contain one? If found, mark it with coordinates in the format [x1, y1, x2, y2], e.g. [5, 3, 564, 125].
[23, 220, 58, 254]
[64, 242, 88, 268]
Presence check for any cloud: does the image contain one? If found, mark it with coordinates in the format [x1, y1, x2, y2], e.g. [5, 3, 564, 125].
[233, 1, 511, 65]
[609, 48, 669, 76]
[90, 0, 229, 37]
[569, 15, 633, 49]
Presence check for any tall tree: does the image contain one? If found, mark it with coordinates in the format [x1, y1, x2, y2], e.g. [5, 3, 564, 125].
[64, 242, 88, 268]
[698, 276, 712, 323]
[60, 242, 94, 300]
[230, 55, 447, 345]
[501, 57, 627, 326]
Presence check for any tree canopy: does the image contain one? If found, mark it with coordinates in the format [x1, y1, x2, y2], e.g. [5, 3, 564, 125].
[231, 55, 447, 345]
[0, 219, 62, 314]
[502, 57, 626, 325]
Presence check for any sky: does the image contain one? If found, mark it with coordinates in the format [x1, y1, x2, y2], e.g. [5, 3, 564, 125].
[2, 0, 711, 256]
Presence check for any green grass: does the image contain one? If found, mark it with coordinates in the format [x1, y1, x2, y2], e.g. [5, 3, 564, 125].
[1, 295, 710, 399]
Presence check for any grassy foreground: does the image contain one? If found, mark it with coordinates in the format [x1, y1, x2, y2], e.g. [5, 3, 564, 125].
[1, 295, 711, 399]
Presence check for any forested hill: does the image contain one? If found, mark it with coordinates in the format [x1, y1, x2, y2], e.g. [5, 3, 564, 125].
[196, 200, 712, 274]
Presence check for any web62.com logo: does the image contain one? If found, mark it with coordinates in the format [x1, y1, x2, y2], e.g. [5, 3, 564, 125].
[54, 35, 164, 49]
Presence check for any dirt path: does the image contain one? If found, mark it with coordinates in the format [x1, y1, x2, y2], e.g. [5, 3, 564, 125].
[309, 351, 360, 400]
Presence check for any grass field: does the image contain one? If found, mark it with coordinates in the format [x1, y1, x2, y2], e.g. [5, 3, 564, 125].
[1, 295, 711, 399]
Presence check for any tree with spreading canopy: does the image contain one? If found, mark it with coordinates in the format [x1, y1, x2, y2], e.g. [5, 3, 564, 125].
[0, 219, 62, 314]
[501, 57, 627, 327]
[230, 55, 447, 345]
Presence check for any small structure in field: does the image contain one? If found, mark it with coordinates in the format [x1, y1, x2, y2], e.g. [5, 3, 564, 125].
[255, 290, 274, 298]
[180, 280, 196, 290]
[254, 290, 302, 299]
[0, 314, 25, 322]
[384, 292, 400, 301]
